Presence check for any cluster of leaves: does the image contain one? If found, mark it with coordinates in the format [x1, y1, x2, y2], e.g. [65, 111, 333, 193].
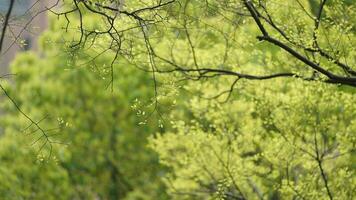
[0, 13, 168, 199]
[150, 79, 356, 199]
[140, 0, 355, 199]
[52, 0, 355, 87]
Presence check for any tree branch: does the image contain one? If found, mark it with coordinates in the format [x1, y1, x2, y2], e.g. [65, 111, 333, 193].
[0, 0, 15, 53]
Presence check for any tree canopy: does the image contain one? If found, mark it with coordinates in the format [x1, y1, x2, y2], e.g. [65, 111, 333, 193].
[49, 0, 355, 87]
[0, 0, 355, 199]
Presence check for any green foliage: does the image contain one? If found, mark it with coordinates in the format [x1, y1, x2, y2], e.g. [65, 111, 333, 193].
[0, 18, 167, 199]
[150, 79, 356, 199]
[0, 0, 355, 199]
[0, 134, 72, 200]
[144, 1, 356, 199]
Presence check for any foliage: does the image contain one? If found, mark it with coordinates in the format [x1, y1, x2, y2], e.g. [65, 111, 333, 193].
[150, 79, 356, 199]
[52, 0, 355, 86]
[0, 0, 355, 199]
[0, 15, 168, 199]
[141, 0, 355, 199]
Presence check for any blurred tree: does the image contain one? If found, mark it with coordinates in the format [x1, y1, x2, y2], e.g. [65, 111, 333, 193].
[0, 14, 168, 199]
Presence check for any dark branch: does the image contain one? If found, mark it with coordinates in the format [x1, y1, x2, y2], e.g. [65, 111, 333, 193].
[243, 0, 356, 87]
[0, 0, 15, 53]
